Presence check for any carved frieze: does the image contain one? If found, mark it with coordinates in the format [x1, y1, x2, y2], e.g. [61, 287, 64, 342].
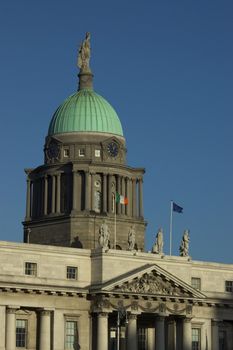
[113, 272, 189, 297]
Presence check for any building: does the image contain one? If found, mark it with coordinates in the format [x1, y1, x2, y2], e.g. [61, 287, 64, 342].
[0, 33, 233, 350]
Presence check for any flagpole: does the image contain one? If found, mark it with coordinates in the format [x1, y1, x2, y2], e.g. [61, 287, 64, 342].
[114, 193, 117, 249]
[169, 200, 173, 256]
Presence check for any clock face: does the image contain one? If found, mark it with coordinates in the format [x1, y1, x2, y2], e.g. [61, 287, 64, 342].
[107, 142, 119, 157]
[47, 142, 59, 159]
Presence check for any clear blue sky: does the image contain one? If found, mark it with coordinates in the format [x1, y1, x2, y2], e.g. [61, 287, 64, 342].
[0, 0, 233, 262]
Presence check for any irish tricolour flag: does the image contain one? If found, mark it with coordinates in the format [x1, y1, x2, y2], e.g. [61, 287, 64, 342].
[116, 192, 128, 205]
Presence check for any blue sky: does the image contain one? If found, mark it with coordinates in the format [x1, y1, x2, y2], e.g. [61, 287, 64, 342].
[0, 0, 233, 262]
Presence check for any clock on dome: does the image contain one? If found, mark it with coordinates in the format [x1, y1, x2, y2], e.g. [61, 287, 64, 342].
[107, 141, 119, 157]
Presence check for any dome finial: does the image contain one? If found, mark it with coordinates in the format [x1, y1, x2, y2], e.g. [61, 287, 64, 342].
[77, 32, 94, 90]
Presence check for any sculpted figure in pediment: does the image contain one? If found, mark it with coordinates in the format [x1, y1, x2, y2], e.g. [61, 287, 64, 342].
[115, 272, 186, 296]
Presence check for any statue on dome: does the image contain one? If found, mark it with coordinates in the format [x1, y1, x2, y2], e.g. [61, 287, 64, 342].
[99, 220, 110, 250]
[179, 229, 190, 256]
[128, 225, 136, 251]
[78, 32, 91, 72]
[152, 228, 164, 254]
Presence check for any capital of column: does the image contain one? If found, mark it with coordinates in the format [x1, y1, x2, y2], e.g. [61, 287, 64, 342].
[128, 313, 138, 320]
[6, 307, 18, 314]
[183, 316, 192, 323]
[156, 315, 166, 322]
[98, 312, 109, 318]
[40, 310, 51, 316]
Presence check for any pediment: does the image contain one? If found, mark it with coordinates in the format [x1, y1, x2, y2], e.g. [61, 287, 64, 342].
[98, 264, 205, 300]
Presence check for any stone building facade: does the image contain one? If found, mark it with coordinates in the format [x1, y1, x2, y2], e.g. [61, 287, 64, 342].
[1, 34, 233, 350]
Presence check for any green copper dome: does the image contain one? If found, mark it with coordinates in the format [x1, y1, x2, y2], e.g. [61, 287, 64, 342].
[48, 88, 123, 136]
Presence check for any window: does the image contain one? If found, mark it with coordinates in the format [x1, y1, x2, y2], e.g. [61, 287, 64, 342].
[95, 149, 101, 157]
[225, 280, 233, 292]
[192, 328, 201, 350]
[79, 149, 85, 157]
[64, 149, 70, 157]
[67, 266, 77, 280]
[25, 262, 37, 276]
[191, 277, 201, 290]
[65, 321, 78, 349]
[219, 330, 227, 350]
[16, 319, 27, 347]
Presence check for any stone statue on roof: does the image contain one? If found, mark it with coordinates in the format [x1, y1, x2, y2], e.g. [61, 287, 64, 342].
[179, 229, 190, 256]
[78, 32, 91, 72]
[152, 228, 164, 254]
[128, 225, 136, 251]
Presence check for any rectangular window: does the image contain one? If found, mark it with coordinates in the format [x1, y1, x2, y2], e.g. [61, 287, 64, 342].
[25, 262, 37, 276]
[191, 277, 201, 290]
[64, 149, 70, 157]
[192, 328, 201, 350]
[67, 266, 78, 280]
[79, 149, 85, 157]
[16, 319, 27, 348]
[95, 149, 101, 157]
[225, 280, 233, 292]
[65, 321, 78, 349]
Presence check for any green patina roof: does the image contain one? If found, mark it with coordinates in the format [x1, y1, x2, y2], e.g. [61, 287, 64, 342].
[48, 89, 123, 136]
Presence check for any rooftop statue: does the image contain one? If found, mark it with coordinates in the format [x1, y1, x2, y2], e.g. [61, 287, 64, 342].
[152, 228, 164, 254]
[179, 229, 190, 257]
[78, 32, 91, 72]
[128, 225, 136, 251]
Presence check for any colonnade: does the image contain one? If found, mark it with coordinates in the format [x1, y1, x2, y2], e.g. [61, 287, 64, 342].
[5, 306, 51, 350]
[26, 171, 144, 220]
[3, 306, 223, 350]
[96, 312, 222, 350]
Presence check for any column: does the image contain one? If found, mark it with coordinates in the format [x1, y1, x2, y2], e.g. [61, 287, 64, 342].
[72, 170, 77, 211]
[103, 173, 107, 213]
[212, 320, 219, 350]
[121, 177, 125, 215]
[108, 175, 112, 213]
[125, 177, 130, 216]
[116, 175, 121, 214]
[97, 313, 108, 350]
[91, 173, 95, 211]
[183, 318, 192, 350]
[26, 178, 31, 219]
[51, 175, 56, 214]
[147, 328, 155, 350]
[155, 316, 165, 350]
[6, 307, 17, 350]
[132, 178, 137, 217]
[167, 319, 176, 350]
[39, 310, 51, 350]
[56, 173, 61, 213]
[85, 171, 90, 211]
[0, 306, 6, 350]
[44, 175, 48, 215]
[138, 177, 144, 218]
[127, 314, 138, 350]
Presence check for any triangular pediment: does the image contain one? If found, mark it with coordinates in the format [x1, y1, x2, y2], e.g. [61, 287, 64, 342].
[96, 264, 205, 300]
